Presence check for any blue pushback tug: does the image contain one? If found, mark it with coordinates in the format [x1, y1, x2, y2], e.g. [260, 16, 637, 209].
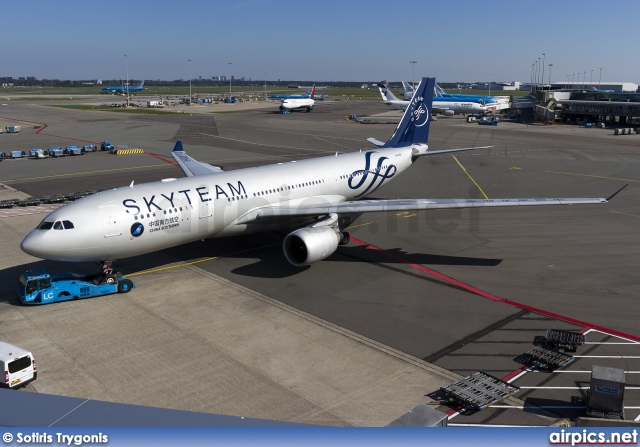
[17, 269, 135, 305]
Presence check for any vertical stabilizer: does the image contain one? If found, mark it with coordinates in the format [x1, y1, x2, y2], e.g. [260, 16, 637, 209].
[381, 77, 435, 148]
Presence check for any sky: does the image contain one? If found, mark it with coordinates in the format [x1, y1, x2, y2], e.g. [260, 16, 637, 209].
[3, 0, 640, 84]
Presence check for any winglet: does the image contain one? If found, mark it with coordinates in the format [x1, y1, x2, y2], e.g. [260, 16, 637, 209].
[606, 184, 628, 202]
[173, 141, 184, 152]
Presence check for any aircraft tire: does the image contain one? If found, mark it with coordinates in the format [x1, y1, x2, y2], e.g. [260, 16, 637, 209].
[105, 274, 117, 284]
[339, 231, 350, 245]
[118, 279, 133, 293]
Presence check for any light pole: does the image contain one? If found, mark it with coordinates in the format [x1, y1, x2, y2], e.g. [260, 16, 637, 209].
[264, 72, 267, 100]
[599, 68, 602, 89]
[531, 63, 535, 93]
[228, 62, 232, 98]
[537, 57, 541, 86]
[410, 60, 417, 90]
[566, 74, 569, 88]
[577, 72, 580, 90]
[124, 54, 129, 106]
[541, 53, 546, 90]
[547, 64, 552, 92]
[590, 69, 593, 89]
[188, 59, 192, 104]
[572, 73, 574, 89]
[583, 71, 586, 89]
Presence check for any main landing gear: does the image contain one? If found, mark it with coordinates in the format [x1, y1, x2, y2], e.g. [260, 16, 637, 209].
[100, 261, 119, 284]
[339, 231, 350, 245]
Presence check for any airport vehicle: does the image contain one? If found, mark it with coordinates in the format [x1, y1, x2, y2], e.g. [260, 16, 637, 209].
[20, 77, 621, 271]
[82, 144, 97, 153]
[47, 147, 65, 157]
[101, 80, 145, 95]
[100, 141, 114, 151]
[17, 268, 135, 305]
[478, 116, 499, 125]
[9, 150, 26, 158]
[0, 342, 36, 389]
[280, 85, 315, 112]
[223, 97, 237, 104]
[6, 126, 20, 133]
[0, 152, 4, 161]
[65, 146, 83, 156]
[378, 83, 487, 116]
[29, 148, 47, 159]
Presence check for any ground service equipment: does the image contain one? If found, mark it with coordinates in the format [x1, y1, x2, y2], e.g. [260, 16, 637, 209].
[100, 141, 114, 151]
[440, 371, 520, 411]
[587, 365, 626, 420]
[17, 269, 135, 305]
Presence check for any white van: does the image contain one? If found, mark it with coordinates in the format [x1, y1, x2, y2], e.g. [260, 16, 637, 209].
[0, 342, 37, 389]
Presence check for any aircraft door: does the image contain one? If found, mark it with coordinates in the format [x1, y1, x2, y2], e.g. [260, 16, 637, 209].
[198, 201, 212, 219]
[99, 205, 122, 237]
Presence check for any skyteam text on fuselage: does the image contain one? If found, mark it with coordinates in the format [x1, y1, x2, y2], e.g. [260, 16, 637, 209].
[21, 77, 621, 271]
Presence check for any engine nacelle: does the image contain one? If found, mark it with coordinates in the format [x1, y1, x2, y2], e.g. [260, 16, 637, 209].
[283, 226, 340, 266]
[443, 109, 455, 116]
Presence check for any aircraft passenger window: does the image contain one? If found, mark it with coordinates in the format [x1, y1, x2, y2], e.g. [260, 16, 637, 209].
[63, 220, 74, 229]
[53, 221, 63, 230]
[38, 221, 54, 230]
[180, 207, 183, 211]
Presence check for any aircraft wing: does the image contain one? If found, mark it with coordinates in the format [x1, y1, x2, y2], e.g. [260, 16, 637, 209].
[235, 188, 625, 225]
[171, 141, 223, 177]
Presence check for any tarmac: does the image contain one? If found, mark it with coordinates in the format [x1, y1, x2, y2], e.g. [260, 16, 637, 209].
[0, 95, 638, 426]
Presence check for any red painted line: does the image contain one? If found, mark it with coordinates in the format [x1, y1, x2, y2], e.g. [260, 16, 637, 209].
[502, 367, 526, 382]
[578, 327, 590, 334]
[349, 237, 640, 343]
[146, 152, 178, 166]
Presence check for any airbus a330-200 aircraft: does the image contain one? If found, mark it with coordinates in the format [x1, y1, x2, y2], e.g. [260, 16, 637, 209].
[21, 78, 624, 278]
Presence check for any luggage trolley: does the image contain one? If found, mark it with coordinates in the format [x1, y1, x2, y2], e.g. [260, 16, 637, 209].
[440, 371, 520, 412]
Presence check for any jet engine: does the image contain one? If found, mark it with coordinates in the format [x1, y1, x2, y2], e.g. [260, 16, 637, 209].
[283, 226, 340, 266]
[443, 110, 455, 116]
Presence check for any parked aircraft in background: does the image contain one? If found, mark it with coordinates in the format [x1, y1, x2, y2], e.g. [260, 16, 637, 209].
[101, 80, 145, 95]
[279, 85, 316, 112]
[271, 87, 326, 100]
[378, 83, 488, 115]
[21, 77, 620, 274]
[592, 86, 615, 93]
[402, 81, 500, 105]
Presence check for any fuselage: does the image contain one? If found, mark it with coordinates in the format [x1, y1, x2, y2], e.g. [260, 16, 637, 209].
[280, 98, 315, 111]
[385, 99, 487, 114]
[21, 146, 417, 262]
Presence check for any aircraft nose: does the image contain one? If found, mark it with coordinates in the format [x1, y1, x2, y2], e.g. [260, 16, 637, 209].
[21, 232, 44, 259]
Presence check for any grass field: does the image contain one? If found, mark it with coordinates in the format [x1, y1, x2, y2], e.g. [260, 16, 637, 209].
[2, 86, 529, 100]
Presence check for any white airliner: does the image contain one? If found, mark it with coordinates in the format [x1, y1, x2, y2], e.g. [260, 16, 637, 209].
[378, 83, 487, 116]
[21, 77, 622, 275]
[279, 85, 316, 112]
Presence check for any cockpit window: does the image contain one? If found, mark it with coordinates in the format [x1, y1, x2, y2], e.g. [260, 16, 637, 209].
[38, 221, 54, 230]
[63, 220, 74, 229]
[53, 221, 63, 230]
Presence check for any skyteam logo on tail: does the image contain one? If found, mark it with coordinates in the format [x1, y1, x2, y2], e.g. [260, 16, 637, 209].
[410, 96, 429, 127]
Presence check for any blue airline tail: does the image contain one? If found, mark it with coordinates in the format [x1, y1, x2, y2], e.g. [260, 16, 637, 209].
[381, 77, 435, 148]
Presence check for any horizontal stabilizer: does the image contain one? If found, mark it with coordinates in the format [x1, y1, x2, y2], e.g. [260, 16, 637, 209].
[367, 137, 386, 147]
[171, 141, 223, 177]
